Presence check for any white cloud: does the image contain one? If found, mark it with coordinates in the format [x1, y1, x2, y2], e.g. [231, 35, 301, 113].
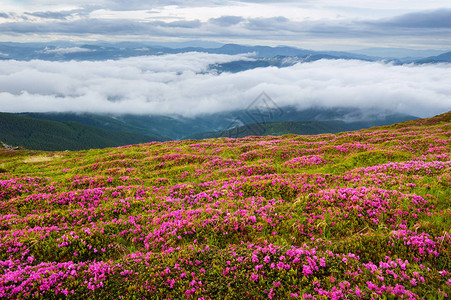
[38, 47, 94, 54]
[0, 53, 450, 118]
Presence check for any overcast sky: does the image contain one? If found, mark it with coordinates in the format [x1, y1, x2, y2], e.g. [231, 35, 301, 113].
[1, 0, 450, 50]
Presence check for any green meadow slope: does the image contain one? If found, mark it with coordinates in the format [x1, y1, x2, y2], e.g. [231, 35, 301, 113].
[0, 112, 449, 299]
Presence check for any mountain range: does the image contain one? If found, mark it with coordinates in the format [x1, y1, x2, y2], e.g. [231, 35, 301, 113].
[1, 42, 449, 64]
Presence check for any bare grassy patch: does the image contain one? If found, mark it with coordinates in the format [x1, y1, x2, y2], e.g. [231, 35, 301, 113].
[24, 155, 56, 163]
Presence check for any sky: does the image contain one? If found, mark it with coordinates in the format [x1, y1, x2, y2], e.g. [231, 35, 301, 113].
[1, 53, 450, 118]
[0, 0, 450, 50]
[0, 1, 450, 119]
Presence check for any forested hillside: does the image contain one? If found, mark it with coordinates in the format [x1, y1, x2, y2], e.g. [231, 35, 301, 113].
[0, 113, 165, 150]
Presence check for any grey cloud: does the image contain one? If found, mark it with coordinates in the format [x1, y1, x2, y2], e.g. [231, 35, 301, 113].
[246, 16, 290, 31]
[0, 53, 449, 118]
[239, 11, 451, 38]
[106, 0, 224, 10]
[12, 0, 300, 11]
[0, 19, 154, 35]
[1, 9, 450, 49]
[24, 8, 93, 20]
[0, 12, 9, 18]
[0, 18, 203, 35]
[210, 16, 244, 26]
[378, 9, 451, 28]
[159, 20, 202, 28]
[236, 0, 311, 2]
[25, 11, 73, 20]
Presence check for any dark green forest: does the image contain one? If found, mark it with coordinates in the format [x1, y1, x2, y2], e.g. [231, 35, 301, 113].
[0, 113, 163, 151]
[190, 120, 381, 139]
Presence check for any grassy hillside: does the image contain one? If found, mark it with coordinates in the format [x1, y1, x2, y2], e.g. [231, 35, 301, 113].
[0, 112, 449, 299]
[0, 113, 166, 151]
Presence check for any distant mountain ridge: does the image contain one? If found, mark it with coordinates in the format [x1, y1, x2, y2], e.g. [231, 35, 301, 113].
[347, 48, 446, 59]
[209, 54, 374, 73]
[0, 42, 449, 64]
[415, 52, 451, 64]
[188, 117, 419, 139]
[190, 120, 355, 139]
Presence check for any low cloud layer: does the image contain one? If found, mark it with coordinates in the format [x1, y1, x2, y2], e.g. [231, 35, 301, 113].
[38, 47, 94, 54]
[0, 52, 450, 118]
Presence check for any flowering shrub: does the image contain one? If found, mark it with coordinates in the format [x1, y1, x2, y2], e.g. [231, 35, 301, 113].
[283, 155, 330, 169]
[0, 112, 450, 298]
